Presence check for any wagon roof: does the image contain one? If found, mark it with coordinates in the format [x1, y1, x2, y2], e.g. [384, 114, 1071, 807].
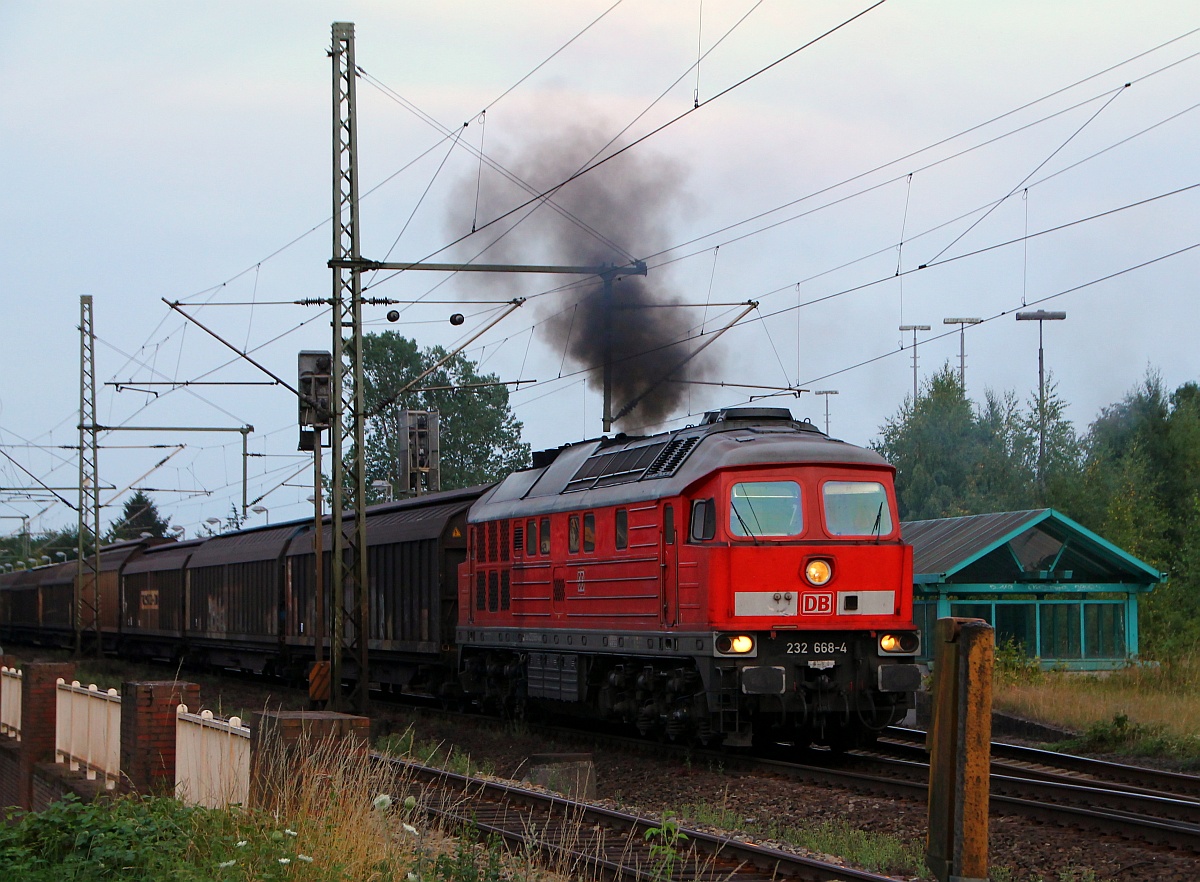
[186, 523, 306, 567]
[472, 408, 890, 521]
[286, 485, 486, 554]
[124, 538, 205, 574]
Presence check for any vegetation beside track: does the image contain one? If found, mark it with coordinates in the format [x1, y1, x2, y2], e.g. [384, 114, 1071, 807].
[992, 642, 1200, 765]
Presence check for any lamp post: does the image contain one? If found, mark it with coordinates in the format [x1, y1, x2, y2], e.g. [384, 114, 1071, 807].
[899, 324, 931, 402]
[943, 317, 983, 392]
[815, 390, 839, 435]
[204, 516, 222, 534]
[251, 505, 270, 524]
[1016, 310, 1067, 496]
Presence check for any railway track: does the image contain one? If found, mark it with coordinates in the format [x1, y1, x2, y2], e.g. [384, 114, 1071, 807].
[375, 753, 907, 882]
[766, 728, 1200, 852]
[393, 706, 1200, 854]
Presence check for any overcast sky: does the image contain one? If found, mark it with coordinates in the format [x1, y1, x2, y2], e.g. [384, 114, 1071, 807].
[2, 1, 1197, 539]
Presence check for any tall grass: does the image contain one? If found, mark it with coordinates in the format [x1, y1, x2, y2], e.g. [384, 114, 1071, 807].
[991, 647, 1200, 762]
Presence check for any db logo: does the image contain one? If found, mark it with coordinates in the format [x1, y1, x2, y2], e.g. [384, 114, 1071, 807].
[801, 593, 834, 615]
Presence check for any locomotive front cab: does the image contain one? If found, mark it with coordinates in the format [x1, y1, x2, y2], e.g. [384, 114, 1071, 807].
[688, 462, 922, 746]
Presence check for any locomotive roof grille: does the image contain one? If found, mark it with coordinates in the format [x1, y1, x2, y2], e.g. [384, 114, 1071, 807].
[642, 435, 701, 478]
[563, 441, 669, 492]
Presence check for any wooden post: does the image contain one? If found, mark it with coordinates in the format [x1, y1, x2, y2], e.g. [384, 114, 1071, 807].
[926, 617, 993, 882]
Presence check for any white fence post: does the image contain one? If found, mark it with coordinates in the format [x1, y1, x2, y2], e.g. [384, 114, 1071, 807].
[0, 667, 21, 739]
[175, 704, 251, 808]
[55, 678, 121, 789]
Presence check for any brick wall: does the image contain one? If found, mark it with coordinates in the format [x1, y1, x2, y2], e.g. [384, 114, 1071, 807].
[120, 680, 200, 796]
[0, 739, 19, 809]
[0, 665, 203, 812]
[17, 662, 74, 810]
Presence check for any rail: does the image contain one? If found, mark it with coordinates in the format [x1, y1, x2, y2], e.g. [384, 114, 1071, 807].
[175, 704, 250, 808]
[56, 678, 121, 788]
[0, 666, 20, 739]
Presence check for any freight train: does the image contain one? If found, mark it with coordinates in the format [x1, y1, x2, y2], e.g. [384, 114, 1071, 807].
[0, 407, 921, 748]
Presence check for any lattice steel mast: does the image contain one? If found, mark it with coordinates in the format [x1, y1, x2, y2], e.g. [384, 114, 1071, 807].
[330, 22, 370, 713]
[76, 295, 102, 657]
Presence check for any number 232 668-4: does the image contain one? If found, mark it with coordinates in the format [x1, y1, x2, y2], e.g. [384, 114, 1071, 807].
[786, 641, 847, 655]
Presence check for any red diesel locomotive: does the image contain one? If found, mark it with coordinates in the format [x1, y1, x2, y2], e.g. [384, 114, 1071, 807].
[0, 407, 920, 749]
[457, 407, 921, 748]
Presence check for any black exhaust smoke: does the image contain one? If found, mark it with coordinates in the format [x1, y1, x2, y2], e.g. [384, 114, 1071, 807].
[445, 122, 723, 429]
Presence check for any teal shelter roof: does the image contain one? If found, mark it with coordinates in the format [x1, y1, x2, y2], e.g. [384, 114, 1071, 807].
[901, 509, 1164, 590]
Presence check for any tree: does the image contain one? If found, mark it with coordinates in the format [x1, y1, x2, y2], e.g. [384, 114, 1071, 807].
[106, 490, 171, 542]
[1017, 374, 1082, 509]
[355, 332, 530, 498]
[875, 364, 1037, 520]
[873, 363, 1084, 520]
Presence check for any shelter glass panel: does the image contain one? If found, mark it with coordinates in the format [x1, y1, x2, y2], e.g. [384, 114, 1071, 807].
[994, 603, 1037, 656]
[1040, 603, 1082, 659]
[913, 601, 938, 660]
[1084, 602, 1126, 659]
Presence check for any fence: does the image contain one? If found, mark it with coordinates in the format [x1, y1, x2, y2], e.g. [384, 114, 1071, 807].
[0, 667, 20, 739]
[174, 705, 251, 808]
[56, 679, 121, 788]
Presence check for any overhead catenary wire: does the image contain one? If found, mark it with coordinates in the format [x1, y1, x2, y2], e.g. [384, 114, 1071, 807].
[362, 0, 891, 285]
[12, 14, 1200, 535]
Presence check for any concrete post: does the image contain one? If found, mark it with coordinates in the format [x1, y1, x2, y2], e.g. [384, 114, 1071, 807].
[926, 617, 994, 882]
[120, 680, 201, 796]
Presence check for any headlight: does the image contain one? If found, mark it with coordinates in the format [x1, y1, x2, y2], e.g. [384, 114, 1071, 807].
[804, 558, 832, 586]
[879, 632, 920, 654]
[715, 634, 755, 654]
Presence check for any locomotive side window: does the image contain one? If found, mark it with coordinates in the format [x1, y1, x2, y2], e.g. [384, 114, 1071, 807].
[583, 512, 596, 552]
[689, 498, 716, 541]
[568, 515, 580, 553]
[540, 517, 551, 554]
[823, 481, 893, 536]
[730, 481, 803, 537]
[664, 504, 675, 544]
[526, 519, 537, 556]
[615, 509, 628, 549]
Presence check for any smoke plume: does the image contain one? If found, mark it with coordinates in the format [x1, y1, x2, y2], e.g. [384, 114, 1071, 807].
[445, 120, 721, 431]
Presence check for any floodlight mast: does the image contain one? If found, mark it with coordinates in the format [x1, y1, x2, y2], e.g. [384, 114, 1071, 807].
[815, 390, 838, 435]
[1016, 310, 1067, 497]
[898, 325, 931, 402]
[943, 318, 983, 391]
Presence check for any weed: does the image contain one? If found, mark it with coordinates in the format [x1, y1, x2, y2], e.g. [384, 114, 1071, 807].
[681, 800, 925, 877]
[643, 811, 689, 881]
[992, 638, 1044, 688]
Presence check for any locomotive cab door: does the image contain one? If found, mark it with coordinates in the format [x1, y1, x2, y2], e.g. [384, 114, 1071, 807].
[661, 503, 678, 627]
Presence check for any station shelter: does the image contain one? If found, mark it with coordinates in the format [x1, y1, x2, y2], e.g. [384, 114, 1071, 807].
[902, 509, 1164, 670]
